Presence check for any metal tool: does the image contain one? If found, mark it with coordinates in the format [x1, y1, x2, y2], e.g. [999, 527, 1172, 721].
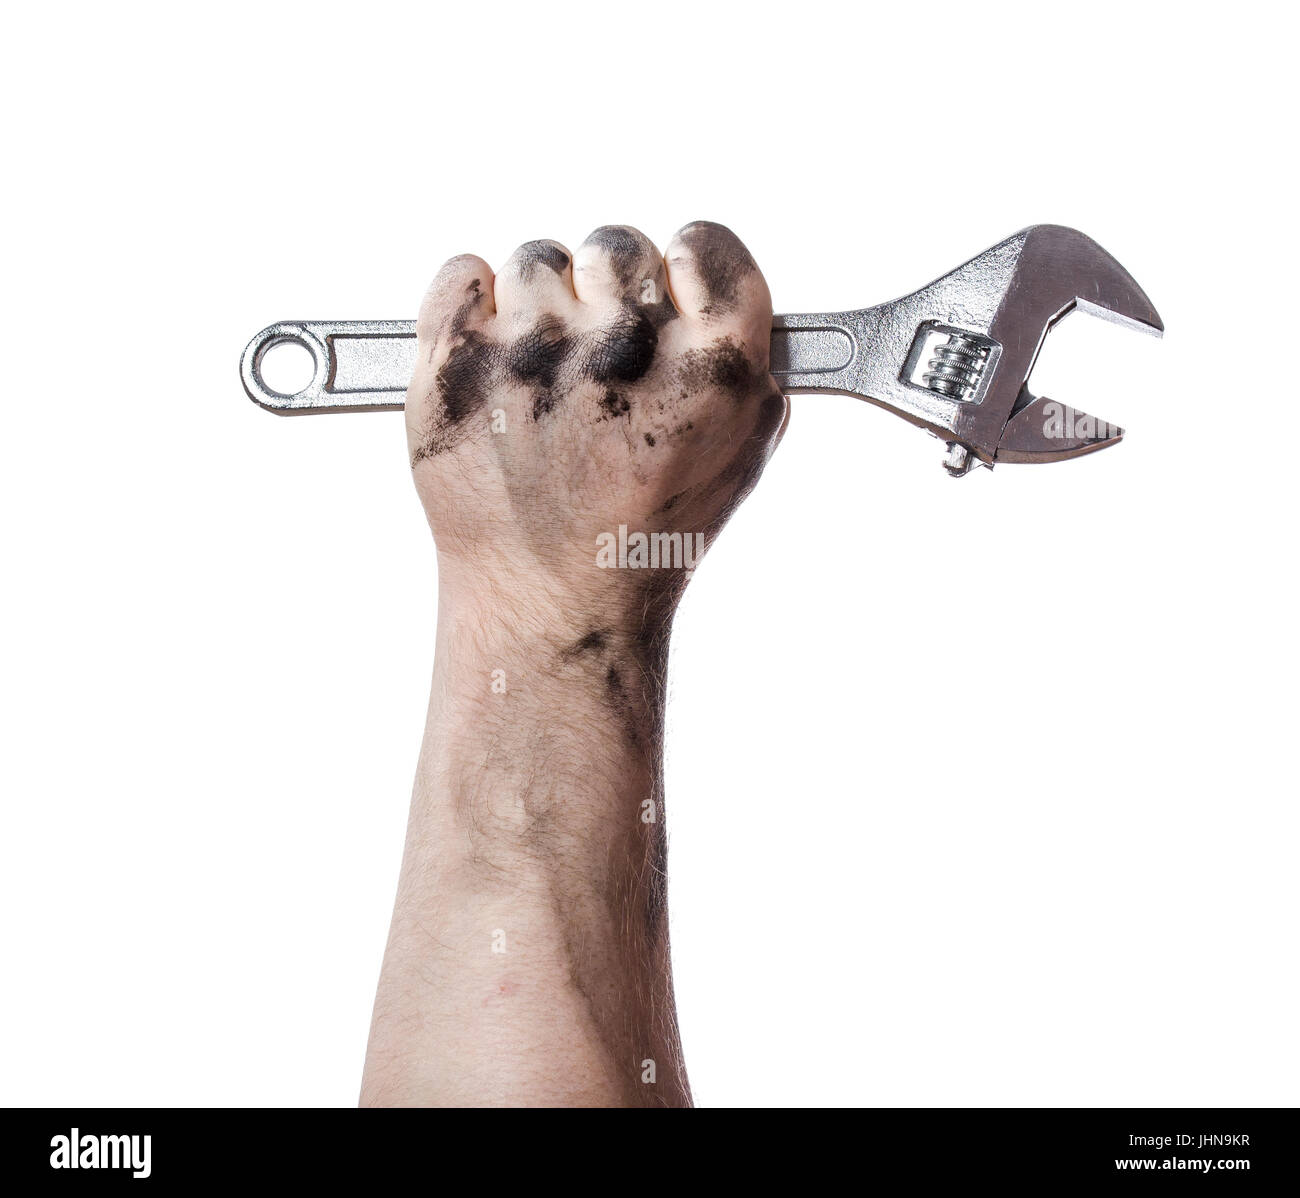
[240, 225, 1161, 475]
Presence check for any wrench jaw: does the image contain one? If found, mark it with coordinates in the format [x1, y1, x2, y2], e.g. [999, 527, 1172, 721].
[1022, 225, 1165, 339]
[994, 392, 1124, 464]
[949, 225, 1162, 473]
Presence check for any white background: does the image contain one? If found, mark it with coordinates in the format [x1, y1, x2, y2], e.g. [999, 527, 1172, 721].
[2, 0, 1295, 1107]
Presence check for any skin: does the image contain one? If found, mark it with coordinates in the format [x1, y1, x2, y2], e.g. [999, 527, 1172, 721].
[361, 222, 788, 1107]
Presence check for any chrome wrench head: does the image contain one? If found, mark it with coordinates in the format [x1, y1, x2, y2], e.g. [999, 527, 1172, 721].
[773, 224, 1163, 474]
[959, 224, 1163, 472]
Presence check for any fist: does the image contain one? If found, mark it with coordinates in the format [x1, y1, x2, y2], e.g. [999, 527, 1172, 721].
[406, 222, 788, 621]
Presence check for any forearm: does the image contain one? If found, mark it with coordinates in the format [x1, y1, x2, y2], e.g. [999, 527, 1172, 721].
[360, 582, 689, 1107]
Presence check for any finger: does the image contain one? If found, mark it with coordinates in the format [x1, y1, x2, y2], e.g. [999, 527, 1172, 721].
[494, 239, 578, 321]
[416, 254, 496, 349]
[665, 221, 771, 351]
[572, 225, 674, 313]
[408, 255, 498, 462]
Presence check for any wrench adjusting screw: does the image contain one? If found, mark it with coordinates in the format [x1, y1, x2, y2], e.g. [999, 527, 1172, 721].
[923, 332, 991, 400]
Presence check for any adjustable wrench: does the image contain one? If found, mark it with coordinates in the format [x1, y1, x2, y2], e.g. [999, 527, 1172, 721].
[239, 225, 1161, 475]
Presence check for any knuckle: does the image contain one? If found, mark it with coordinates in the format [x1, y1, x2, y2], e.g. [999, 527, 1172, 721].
[434, 252, 486, 282]
[671, 220, 739, 248]
[505, 239, 571, 279]
[580, 224, 653, 255]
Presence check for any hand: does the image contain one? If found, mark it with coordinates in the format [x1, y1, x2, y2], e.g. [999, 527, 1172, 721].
[405, 222, 788, 630]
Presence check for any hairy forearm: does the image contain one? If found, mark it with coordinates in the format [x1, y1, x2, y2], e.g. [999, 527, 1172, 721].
[361, 582, 689, 1107]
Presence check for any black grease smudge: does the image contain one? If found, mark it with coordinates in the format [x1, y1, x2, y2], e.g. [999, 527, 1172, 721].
[449, 278, 486, 337]
[676, 336, 757, 402]
[584, 310, 658, 385]
[507, 315, 573, 422]
[556, 629, 651, 754]
[508, 316, 571, 389]
[437, 331, 496, 424]
[581, 225, 649, 288]
[420, 278, 496, 447]
[643, 432, 656, 447]
[561, 628, 611, 659]
[514, 239, 570, 280]
[600, 389, 630, 420]
[604, 665, 642, 749]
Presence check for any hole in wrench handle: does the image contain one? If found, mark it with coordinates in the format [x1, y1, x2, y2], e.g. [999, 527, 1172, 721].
[240, 320, 417, 414]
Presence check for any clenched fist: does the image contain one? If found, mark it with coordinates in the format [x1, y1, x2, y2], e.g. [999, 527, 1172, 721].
[405, 222, 788, 627]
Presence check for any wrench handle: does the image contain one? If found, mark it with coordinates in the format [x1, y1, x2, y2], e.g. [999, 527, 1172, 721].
[240, 316, 863, 413]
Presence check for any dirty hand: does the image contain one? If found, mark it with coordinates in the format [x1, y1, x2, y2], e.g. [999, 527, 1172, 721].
[405, 222, 788, 628]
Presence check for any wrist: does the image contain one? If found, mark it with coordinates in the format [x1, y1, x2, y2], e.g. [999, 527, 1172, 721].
[416, 578, 672, 876]
[428, 596, 671, 754]
[433, 548, 682, 664]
